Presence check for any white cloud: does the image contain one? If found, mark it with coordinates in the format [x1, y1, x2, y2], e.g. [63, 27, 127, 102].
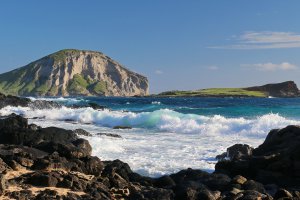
[155, 70, 163, 74]
[210, 31, 300, 49]
[242, 62, 298, 71]
[207, 65, 219, 70]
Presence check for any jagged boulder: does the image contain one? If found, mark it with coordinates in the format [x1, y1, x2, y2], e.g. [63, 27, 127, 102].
[215, 125, 300, 187]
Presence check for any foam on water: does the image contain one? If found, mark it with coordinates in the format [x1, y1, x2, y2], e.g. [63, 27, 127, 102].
[0, 106, 298, 136]
[28, 96, 87, 105]
[1, 105, 299, 177]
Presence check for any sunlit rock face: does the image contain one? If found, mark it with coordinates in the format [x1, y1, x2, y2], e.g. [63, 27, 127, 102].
[0, 49, 149, 97]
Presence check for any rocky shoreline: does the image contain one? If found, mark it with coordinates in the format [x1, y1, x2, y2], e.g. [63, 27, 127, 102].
[0, 94, 299, 199]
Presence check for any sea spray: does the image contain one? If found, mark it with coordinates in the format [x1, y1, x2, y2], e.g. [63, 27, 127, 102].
[0, 106, 298, 135]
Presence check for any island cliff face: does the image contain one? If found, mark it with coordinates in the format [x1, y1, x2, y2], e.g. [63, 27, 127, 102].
[0, 49, 149, 97]
[245, 81, 300, 97]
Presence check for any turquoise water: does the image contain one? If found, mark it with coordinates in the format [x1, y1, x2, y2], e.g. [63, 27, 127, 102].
[51, 96, 300, 119]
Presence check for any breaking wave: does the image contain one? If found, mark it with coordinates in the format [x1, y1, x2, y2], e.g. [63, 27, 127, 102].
[0, 106, 298, 137]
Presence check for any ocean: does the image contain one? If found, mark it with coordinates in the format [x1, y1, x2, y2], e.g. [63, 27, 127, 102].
[1, 96, 300, 177]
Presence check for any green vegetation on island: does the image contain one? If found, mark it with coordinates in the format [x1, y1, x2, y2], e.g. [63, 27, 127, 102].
[158, 88, 267, 97]
[158, 81, 300, 98]
[67, 74, 107, 95]
[47, 49, 81, 64]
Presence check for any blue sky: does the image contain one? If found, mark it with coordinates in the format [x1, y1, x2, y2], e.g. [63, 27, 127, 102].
[1, 1, 300, 93]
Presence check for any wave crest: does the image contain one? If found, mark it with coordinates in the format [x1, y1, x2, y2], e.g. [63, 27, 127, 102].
[0, 106, 298, 136]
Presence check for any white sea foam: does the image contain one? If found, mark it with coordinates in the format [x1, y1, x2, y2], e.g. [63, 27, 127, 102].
[0, 105, 299, 177]
[0, 106, 298, 136]
[28, 96, 86, 104]
[151, 101, 161, 105]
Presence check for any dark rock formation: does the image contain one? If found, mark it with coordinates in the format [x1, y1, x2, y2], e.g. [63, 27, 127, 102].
[69, 102, 108, 110]
[0, 93, 61, 110]
[113, 126, 132, 130]
[0, 93, 30, 109]
[88, 102, 106, 110]
[245, 81, 300, 97]
[216, 125, 300, 188]
[97, 133, 122, 138]
[29, 100, 62, 109]
[73, 129, 92, 137]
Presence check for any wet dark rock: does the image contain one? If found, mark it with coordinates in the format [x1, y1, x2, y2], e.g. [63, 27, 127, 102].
[36, 141, 90, 159]
[68, 102, 107, 110]
[227, 144, 254, 161]
[113, 125, 132, 129]
[170, 168, 231, 192]
[88, 102, 106, 110]
[29, 100, 62, 110]
[28, 124, 40, 131]
[216, 125, 300, 187]
[274, 188, 293, 199]
[103, 159, 134, 182]
[129, 185, 174, 200]
[0, 94, 63, 111]
[154, 175, 176, 189]
[173, 181, 214, 200]
[243, 180, 266, 194]
[64, 119, 76, 122]
[0, 113, 28, 130]
[0, 115, 77, 147]
[97, 132, 122, 138]
[0, 145, 48, 161]
[197, 188, 218, 200]
[240, 190, 264, 200]
[81, 156, 104, 176]
[0, 94, 30, 109]
[73, 129, 92, 137]
[72, 138, 92, 157]
[215, 152, 227, 161]
[85, 181, 111, 199]
[201, 173, 231, 192]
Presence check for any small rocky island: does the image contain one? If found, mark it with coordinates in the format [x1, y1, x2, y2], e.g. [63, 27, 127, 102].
[158, 81, 300, 98]
[0, 94, 299, 199]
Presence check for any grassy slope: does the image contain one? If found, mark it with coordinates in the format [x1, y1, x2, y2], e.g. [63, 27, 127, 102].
[67, 74, 107, 95]
[158, 88, 267, 97]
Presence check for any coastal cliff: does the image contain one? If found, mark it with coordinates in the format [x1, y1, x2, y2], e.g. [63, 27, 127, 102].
[0, 49, 149, 97]
[245, 81, 300, 97]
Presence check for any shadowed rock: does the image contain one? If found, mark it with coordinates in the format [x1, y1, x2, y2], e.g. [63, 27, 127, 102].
[215, 125, 300, 187]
